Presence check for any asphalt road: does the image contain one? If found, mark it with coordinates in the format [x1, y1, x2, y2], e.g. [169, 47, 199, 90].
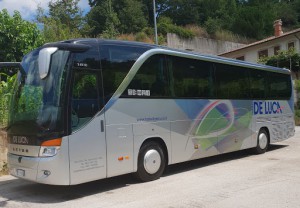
[1, 128, 300, 208]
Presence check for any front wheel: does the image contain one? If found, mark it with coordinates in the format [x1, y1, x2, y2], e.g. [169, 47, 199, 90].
[253, 129, 269, 154]
[135, 142, 166, 182]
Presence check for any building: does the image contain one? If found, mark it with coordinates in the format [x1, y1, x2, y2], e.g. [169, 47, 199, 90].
[219, 20, 300, 63]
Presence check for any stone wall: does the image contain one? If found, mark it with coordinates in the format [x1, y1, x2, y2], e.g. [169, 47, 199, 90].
[0, 131, 7, 168]
[167, 33, 246, 55]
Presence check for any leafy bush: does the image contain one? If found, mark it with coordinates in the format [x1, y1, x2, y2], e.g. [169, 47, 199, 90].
[259, 48, 300, 74]
[295, 80, 300, 92]
[204, 17, 221, 35]
[185, 25, 209, 38]
[0, 75, 16, 129]
[142, 27, 154, 36]
[295, 111, 300, 126]
[158, 35, 166, 45]
[158, 16, 195, 39]
[135, 32, 148, 42]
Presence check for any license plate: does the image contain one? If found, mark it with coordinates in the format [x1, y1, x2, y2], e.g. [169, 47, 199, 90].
[16, 169, 25, 177]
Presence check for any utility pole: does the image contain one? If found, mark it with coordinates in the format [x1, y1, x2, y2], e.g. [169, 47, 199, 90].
[153, 0, 158, 45]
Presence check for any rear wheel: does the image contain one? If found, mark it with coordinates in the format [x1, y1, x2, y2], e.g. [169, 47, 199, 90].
[253, 129, 269, 154]
[135, 141, 166, 182]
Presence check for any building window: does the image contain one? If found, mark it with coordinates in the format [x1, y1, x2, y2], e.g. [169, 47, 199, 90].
[274, 46, 280, 55]
[258, 49, 268, 59]
[288, 42, 295, 50]
[236, 56, 245, 61]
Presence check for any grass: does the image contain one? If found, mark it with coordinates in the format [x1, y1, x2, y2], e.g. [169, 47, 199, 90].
[117, 33, 154, 44]
[214, 30, 252, 44]
[185, 25, 209, 38]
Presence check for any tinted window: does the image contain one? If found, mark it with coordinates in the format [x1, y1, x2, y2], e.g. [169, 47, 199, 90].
[73, 42, 100, 69]
[215, 63, 250, 99]
[249, 69, 268, 99]
[100, 44, 149, 102]
[71, 71, 101, 131]
[268, 72, 291, 99]
[123, 54, 169, 98]
[168, 56, 214, 98]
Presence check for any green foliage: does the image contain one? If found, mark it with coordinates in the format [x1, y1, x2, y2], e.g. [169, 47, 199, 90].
[135, 32, 148, 42]
[204, 17, 221, 35]
[0, 9, 44, 62]
[114, 0, 147, 34]
[73, 74, 96, 98]
[296, 109, 300, 118]
[158, 35, 166, 45]
[87, 0, 120, 38]
[48, 0, 83, 29]
[295, 80, 300, 92]
[259, 48, 300, 74]
[16, 85, 43, 117]
[158, 17, 195, 39]
[232, 3, 276, 39]
[42, 18, 82, 42]
[0, 75, 16, 128]
[37, 0, 84, 42]
[87, 0, 146, 37]
[295, 109, 300, 126]
[142, 27, 154, 36]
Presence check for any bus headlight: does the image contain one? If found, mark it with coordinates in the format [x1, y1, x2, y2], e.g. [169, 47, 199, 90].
[39, 138, 62, 157]
[39, 146, 60, 157]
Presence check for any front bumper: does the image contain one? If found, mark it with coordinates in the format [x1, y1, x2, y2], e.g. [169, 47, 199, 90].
[8, 150, 70, 185]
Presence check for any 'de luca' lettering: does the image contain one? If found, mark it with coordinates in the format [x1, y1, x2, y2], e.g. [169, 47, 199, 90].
[253, 101, 283, 115]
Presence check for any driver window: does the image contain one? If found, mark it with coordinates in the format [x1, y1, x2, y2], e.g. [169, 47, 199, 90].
[71, 71, 100, 131]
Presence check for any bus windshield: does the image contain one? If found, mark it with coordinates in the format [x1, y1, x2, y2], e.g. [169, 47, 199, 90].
[8, 49, 70, 139]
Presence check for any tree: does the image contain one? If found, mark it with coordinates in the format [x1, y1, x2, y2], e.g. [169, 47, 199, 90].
[86, 0, 120, 37]
[0, 9, 43, 62]
[232, 3, 276, 39]
[37, 0, 84, 42]
[157, 0, 201, 26]
[48, 0, 83, 29]
[114, 0, 147, 34]
[87, 0, 146, 36]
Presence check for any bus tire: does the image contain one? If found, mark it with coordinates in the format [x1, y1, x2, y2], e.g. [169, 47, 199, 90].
[135, 141, 166, 182]
[253, 129, 269, 154]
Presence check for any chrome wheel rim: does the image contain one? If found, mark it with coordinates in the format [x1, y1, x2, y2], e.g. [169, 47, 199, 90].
[144, 149, 161, 174]
[259, 133, 268, 149]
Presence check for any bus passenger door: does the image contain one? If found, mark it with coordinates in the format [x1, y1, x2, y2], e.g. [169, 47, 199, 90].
[68, 70, 107, 185]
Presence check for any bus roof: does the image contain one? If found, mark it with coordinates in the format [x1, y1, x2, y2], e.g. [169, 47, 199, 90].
[49, 38, 290, 75]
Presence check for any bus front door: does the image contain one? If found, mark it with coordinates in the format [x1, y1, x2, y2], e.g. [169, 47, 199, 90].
[68, 71, 107, 185]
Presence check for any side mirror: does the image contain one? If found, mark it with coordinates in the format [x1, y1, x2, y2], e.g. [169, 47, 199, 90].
[38, 47, 58, 79]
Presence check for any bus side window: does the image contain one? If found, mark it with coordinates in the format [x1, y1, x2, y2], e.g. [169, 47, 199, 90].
[167, 56, 214, 98]
[123, 54, 170, 98]
[71, 72, 100, 131]
[100, 44, 149, 102]
[249, 69, 268, 99]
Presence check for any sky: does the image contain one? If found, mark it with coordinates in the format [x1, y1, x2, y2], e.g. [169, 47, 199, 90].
[0, 0, 90, 21]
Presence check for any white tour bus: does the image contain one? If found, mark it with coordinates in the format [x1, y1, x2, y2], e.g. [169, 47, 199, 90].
[7, 39, 295, 185]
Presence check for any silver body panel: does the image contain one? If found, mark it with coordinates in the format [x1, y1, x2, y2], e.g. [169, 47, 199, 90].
[8, 138, 70, 185]
[7, 48, 295, 185]
[68, 114, 106, 185]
